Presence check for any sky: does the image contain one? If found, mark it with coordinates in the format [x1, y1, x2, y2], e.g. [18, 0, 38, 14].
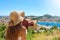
[0, 0, 60, 16]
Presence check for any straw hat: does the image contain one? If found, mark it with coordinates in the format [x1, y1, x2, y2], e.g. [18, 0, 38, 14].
[9, 11, 21, 26]
[19, 11, 25, 17]
[18, 11, 25, 21]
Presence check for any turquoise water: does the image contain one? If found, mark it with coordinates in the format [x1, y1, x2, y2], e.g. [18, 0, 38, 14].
[37, 21, 60, 28]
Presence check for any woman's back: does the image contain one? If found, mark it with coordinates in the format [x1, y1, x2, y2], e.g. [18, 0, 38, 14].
[6, 22, 26, 40]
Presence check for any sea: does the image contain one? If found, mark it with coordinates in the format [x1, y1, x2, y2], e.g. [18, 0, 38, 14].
[37, 21, 60, 28]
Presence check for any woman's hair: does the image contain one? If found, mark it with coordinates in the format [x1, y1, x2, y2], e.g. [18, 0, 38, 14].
[6, 11, 22, 40]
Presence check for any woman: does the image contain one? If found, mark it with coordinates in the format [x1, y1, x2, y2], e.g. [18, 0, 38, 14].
[5, 11, 26, 40]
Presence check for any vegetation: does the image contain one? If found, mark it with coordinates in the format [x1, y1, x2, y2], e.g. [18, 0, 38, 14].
[51, 26, 58, 29]
[26, 26, 60, 40]
[0, 24, 6, 40]
[0, 23, 60, 40]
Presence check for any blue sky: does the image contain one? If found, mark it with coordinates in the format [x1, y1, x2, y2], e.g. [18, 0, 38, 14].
[0, 0, 60, 16]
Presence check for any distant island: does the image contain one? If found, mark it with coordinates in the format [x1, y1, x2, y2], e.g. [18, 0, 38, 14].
[25, 14, 60, 22]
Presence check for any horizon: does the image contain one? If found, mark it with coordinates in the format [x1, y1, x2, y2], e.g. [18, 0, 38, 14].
[0, 0, 60, 16]
[0, 14, 60, 17]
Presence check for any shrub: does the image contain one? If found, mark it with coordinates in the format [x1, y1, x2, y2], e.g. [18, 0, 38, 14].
[39, 27, 46, 30]
[0, 31, 5, 38]
[51, 26, 58, 30]
[0, 24, 6, 40]
[0, 25, 6, 31]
